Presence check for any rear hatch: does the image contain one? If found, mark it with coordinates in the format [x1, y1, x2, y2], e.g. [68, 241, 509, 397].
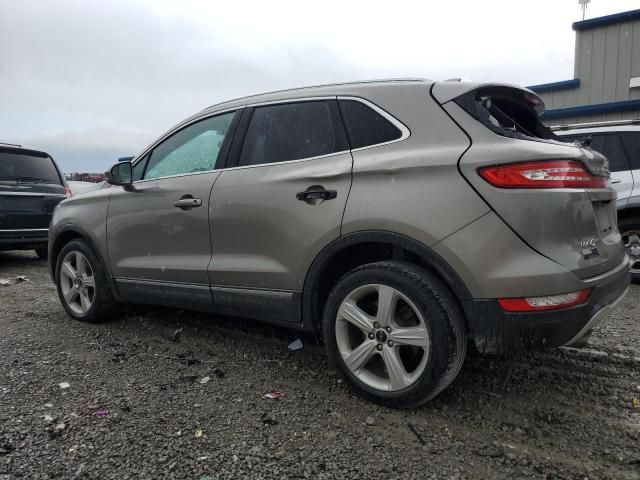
[434, 83, 625, 280]
[0, 147, 67, 230]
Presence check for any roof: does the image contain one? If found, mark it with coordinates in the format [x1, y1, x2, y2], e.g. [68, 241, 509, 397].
[573, 8, 640, 31]
[0, 144, 50, 157]
[200, 78, 433, 113]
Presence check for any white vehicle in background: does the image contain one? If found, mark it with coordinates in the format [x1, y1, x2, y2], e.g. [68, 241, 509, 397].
[554, 119, 640, 282]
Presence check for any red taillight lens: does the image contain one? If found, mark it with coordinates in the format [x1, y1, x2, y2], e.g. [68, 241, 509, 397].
[64, 186, 73, 198]
[479, 161, 609, 189]
[498, 289, 590, 312]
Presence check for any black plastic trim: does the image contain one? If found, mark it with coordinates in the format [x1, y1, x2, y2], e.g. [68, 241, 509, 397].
[301, 230, 472, 332]
[465, 265, 630, 353]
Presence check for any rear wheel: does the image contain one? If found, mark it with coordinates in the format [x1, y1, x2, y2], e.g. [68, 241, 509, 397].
[35, 246, 48, 260]
[619, 218, 640, 284]
[54, 240, 117, 323]
[323, 261, 467, 408]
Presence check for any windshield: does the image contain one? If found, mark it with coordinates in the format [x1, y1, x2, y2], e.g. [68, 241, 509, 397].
[0, 150, 62, 185]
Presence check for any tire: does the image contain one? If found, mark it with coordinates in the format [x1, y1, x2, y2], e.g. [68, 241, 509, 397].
[323, 261, 467, 408]
[35, 246, 48, 260]
[619, 218, 640, 284]
[54, 239, 117, 323]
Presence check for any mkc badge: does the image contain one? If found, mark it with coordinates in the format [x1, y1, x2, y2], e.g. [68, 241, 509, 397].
[579, 238, 599, 259]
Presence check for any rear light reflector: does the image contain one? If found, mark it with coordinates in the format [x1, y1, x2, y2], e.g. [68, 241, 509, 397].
[498, 289, 590, 312]
[479, 161, 609, 189]
[64, 186, 72, 198]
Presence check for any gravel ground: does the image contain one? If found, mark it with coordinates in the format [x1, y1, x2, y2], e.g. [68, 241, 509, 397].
[1, 250, 639, 480]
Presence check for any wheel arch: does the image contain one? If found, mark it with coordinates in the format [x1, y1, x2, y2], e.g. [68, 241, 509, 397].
[301, 231, 472, 335]
[49, 224, 123, 302]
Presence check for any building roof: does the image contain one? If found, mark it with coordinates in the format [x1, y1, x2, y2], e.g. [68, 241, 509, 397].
[573, 8, 640, 31]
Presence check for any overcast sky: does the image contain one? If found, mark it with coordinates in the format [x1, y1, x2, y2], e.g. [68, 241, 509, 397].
[1, 0, 638, 172]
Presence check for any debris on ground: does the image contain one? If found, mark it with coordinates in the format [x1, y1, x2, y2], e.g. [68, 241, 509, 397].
[199, 376, 210, 384]
[176, 351, 201, 366]
[407, 422, 426, 445]
[43, 414, 54, 422]
[0, 276, 28, 287]
[169, 327, 183, 343]
[212, 367, 225, 378]
[473, 443, 504, 458]
[288, 338, 303, 351]
[633, 398, 640, 409]
[260, 412, 278, 426]
[365, 416, 375, 426]
[112, 351, 127, 363]
[0, 443, 14, 455]
[87, 404, 99, 411]
[263, 391, 284, 400]
[194, 428, 203, 438]
[58, 382, 70, 389]
[94, 409, 110, 417]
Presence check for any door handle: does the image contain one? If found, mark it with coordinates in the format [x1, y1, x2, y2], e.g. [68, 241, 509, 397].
[611, 178, 622, 184]
[174, 196, 202, 209]
[296, 188, 337, 202]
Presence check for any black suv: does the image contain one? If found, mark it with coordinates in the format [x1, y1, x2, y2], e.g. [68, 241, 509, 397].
[0, 144, 69, 258]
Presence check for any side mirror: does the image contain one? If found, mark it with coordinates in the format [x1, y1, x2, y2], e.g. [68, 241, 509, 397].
[107, 161, 133, 186]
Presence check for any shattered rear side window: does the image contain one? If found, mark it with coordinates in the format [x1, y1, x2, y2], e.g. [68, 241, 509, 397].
[454, 86, 556, 142]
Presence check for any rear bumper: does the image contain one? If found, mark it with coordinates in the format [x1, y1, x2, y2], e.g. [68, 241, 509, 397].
[465, 260, 630, 353]
[0, 228, 49, 250]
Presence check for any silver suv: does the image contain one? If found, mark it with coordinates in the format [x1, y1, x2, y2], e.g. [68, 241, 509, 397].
[49, 80, 630, 407]
[554, 120, 640, 282]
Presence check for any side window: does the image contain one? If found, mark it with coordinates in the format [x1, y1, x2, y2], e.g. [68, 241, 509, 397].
[619, 132, 640, 170]
[238, 101, 344, 167]
[339, 99, 402, 149]
[588, 134, 630, 173]
[132, 154, 149, 181]
[144, 112, 235, 180]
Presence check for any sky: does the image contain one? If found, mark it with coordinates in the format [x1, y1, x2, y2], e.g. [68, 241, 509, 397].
[1, 0, 639, 172]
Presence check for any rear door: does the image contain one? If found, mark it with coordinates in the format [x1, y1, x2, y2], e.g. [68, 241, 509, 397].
[0, 148, 66, 230]
[208, 99, 352, 321]
[107, 111, 238, 308]
[619, 132, 640, 203]
[586, 134, 633, 208]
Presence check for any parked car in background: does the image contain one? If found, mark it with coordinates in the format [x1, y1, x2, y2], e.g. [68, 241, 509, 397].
[0, 144, 70, 259]
[48, 80, 629, 407]
[555, 120, 640, 282]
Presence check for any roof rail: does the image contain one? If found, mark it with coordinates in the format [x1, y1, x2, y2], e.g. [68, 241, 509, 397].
[550, 118, 640, 131]
[0, 142, 22, 147]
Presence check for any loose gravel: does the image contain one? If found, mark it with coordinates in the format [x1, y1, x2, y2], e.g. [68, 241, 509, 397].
[1, 250, 639, 479]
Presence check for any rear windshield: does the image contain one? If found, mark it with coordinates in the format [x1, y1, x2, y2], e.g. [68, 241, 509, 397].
[454, 86, 556, 141]
[0, 149, 62, 185]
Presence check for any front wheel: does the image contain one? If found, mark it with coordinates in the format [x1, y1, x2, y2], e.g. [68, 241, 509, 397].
[322, 261, 467, 408]
[54, 240, 117, 323]
[619, 218, 640, 284]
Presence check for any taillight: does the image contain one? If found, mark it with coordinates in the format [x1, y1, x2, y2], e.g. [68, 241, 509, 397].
[64, 186, 73, 198]
[479, 160, 609, 189]
[498, 289, 590, 312]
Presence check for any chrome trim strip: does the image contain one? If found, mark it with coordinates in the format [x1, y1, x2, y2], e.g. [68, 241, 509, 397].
[129, 94, 411, 183]
[564, 286, 629, 347]
[0, 228, 49, 232]
[115, 277, 211, 289]
[0, 191, 65, 197]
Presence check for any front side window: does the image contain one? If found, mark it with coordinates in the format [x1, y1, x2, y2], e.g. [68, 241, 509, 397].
[339, 99, 403, 149]
[144, 112, 235, 180]
[239, 101, 343, 167]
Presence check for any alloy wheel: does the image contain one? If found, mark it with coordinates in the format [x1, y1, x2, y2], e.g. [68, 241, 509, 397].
[622, 230, 640, 274]
[60, 251, 96, 315]
[335, 284, 430, 392]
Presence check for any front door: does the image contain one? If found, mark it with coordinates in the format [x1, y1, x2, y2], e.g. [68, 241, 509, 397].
[107, 111, 238, 308]
[208, 100, 352, 322]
